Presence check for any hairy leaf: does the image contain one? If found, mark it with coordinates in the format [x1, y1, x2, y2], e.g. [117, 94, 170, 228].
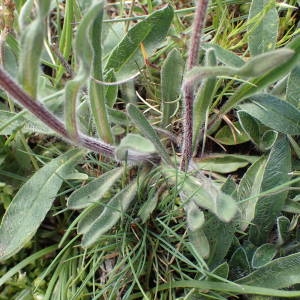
[67, 167, 124, 209]
[0, 149, 83, 261]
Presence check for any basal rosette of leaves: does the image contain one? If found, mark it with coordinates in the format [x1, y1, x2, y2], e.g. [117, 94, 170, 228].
[0, 0, 300, 298]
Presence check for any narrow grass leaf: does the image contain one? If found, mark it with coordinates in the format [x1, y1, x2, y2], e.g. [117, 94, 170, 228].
[67, 167, 124, 210]
[131, 279, 300, 298]
[127, 104, 171, 164]
[248, 0, 279, 56]
[0, 149, 83, 261]
[249, 135, 291, 245]
[0, 245, 57, 286]
[161, 48, 184, 127]
[237, 252, 300, 289]
[82, 179, 138, 248]
[239, 94, 300, 135]
[105, 5, 174, 80]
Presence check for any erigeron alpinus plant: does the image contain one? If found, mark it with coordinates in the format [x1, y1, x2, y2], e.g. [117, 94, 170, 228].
[1, 0, 300, 298]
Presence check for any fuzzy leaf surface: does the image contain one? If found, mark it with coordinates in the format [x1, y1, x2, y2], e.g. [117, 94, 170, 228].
[0, 149, 83, 261]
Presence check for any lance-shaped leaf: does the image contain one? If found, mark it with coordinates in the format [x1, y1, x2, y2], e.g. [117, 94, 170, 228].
[18, 0, 51, 97]
[127, 104, 171, 164]
[219, 36, 300, 115]
[287, 65, 300, 107]
[248, 0, 279, 56]
[193, 48, 217, 151]
[185, 49, 294, 84]
[249, 135, 291, 245]
[0, 149, 83, 261]
[161, 48, 184, 127]
[238, 156, 267, 231]
[237, 252, 300, 289]
[239, 94, 300, 135]
[105, 5, 174, 80]
[251, 243, 277, 269]
[82, 179, 138, 248]
[67, 167, 124, 209]
[201, 43, 244, 67]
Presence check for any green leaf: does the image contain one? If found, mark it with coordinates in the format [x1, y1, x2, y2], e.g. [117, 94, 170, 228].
[82, 179, 138, 248]
[138, 190, 159, 223]
[238, 156, 267, 231]
[239, 94, 300, 135]
[18, 1, 51, 97]
[237, 49, 294, 77]
[215, 122, 250, 145]
[287, 65, 300, 107]
[201, 43, 245, 67]
[237, 252, 300, 289]
[184, 198, 205, 231]
[193, 48, 217, 150]
[186, 49, 294, 83]
[0, 149, 83, 261]
[77, 203, 104, 235]
[0, 111, 52, 135]
[138, 279, 300, 298]
[195, 154, 256, 174]
[210, 262, 229, 280]
[67, 167, 124, 210]
[104, 69, 118, 108]
[283, 198, 300, 214]
[238, 111, 278, 151]
[127, 104, 171, 164]
[251, 244, 277, 268]
[276, 216, 290, 246]
[161, 48, 184, 127]
[248, 0, 279, 56]
[105, 5, 174, 80]
[115, 133, 156, 161]
[204, 215, 236, 267]
[249, 135, 291, 245]
[229, 247, 251, 280]
[163, 167, 238, 222]
[189, 228, 210, 259]
[219, 36, 300, 115]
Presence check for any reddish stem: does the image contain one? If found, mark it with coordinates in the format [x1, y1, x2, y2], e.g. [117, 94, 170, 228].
[180, 0, 209, 171]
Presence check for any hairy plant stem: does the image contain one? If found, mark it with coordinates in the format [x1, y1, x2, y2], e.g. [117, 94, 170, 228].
[180, 0, 209, 171]
[0, 67, 160, 163]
